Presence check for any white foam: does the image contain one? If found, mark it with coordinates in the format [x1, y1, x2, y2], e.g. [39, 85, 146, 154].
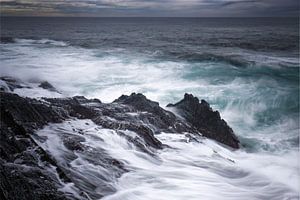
[1, 39, 299, 199]
[34, 120, 299, 199]
[0, 79, 10, 91]
[14, 87, 64, 98]
[14, 38, 68, 46]
[102, 131, 299, 200]
[0, 41, 198, 103]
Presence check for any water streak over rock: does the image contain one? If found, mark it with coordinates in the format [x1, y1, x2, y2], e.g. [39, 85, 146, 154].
[0, 88, 239, 199]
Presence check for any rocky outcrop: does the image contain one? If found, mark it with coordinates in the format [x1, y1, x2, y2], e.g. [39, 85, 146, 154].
[0, 93, 120, 200]
[167, 93, 239, 149]
[0, 93, 77, 200]
[0, 77, 61, 94]
[0, 77, 30, 92]
[0, 88, 240, 200]
[38, 81, 60, 93]
[113, 93, 196, 134]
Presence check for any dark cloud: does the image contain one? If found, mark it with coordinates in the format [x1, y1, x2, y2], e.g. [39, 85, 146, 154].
[0, 0, 299, 17]
[220, 0, 258, 7]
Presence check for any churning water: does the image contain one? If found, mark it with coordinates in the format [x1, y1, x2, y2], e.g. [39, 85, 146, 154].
[1, 17, 299, 199]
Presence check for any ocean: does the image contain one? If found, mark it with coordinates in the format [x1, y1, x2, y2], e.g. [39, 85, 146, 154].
[1, 17, 299, 199]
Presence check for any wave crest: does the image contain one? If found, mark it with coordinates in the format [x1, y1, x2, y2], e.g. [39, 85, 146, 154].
[0, 37, 68, 47]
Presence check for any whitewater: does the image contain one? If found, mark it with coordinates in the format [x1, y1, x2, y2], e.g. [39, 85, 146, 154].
[0, 17, 299, 200]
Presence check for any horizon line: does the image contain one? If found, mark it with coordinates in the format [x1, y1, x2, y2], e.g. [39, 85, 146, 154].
[1, 16, 298, 18]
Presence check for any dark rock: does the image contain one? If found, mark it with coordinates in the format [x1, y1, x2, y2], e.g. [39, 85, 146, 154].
[0, 93, 108, 199]
[113, 93, 193, 133]
[0, 90, 239, 200]
[1, 92, 64, 130]
[62, 135, 85, 151]
[43, 96, 100, 119]
[114, 93, 168, 120]
[130, 125, 163, 149]
[167, 93, 240, 149]
[0, 77, 30, 92]
[0, 95, 81, 199]
[114, 93, 160, 112]
[0, 92, 158, 199]
[38, 81, 59, 93]
[0, 162, 77, 200]
[73, 96, 102, 105]
[94, 117, 163, 150]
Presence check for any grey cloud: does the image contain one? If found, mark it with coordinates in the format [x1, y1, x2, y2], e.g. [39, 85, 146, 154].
[0, 0, 299, 17]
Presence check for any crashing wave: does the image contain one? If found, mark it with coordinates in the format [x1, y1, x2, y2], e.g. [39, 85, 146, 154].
[0, 37, 68, 46]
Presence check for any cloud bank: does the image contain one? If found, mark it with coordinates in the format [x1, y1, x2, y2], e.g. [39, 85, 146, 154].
[0, 0, 299, 17]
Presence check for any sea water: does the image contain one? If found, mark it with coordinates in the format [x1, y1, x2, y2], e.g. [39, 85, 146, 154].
[1, 17, 299, 199]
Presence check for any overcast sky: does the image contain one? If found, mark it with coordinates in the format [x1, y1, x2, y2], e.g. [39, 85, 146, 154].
[0, 0, 299, 17]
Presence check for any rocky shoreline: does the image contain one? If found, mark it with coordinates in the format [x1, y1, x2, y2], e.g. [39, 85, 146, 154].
[0, 78, 239, 200]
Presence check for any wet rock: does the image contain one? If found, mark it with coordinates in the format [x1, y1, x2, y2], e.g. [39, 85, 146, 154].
[0, 90, 240, 200]
[114, 93, 160, 112]
[167, 93, 240, 149]
[0, 80, 10, 92]
[0, 162, 78, 200]
[1, 92, 63, 130]
[0, 96, 82, 199]
[93, 116, 163, 150]
[43, 96, 100, 119]
[62, 135, 86, 151]
[113, 93, 194, 133]
[114, 93, 172, 123]
[39, 81, 60, 93]
[0, 92, 129, 199]
[0, 77, 30, 92]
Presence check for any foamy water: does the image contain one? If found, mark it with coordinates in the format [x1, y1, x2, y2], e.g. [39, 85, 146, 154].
[1, 37, 299, 199]
[34, 119, 299, 200]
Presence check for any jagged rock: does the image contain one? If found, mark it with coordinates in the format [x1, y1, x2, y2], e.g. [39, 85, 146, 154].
[0, 97, 80, 200]
[62, 135, 86, 151]
[114, 93, 161, 112]
[0, 77, 30, 92]
[0, 93, 112, 200]
[94, 118, 163, 150]
[0, 90, 240, 200]
[38, 81, 59, 93]
[0, 80, 10, 92]
[43, 96, 100, 120]
[167, 93, 239, 149]
[0, 162, 77, 200]
[113, 93, 194, 133]
[1, 93, 64, 130]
